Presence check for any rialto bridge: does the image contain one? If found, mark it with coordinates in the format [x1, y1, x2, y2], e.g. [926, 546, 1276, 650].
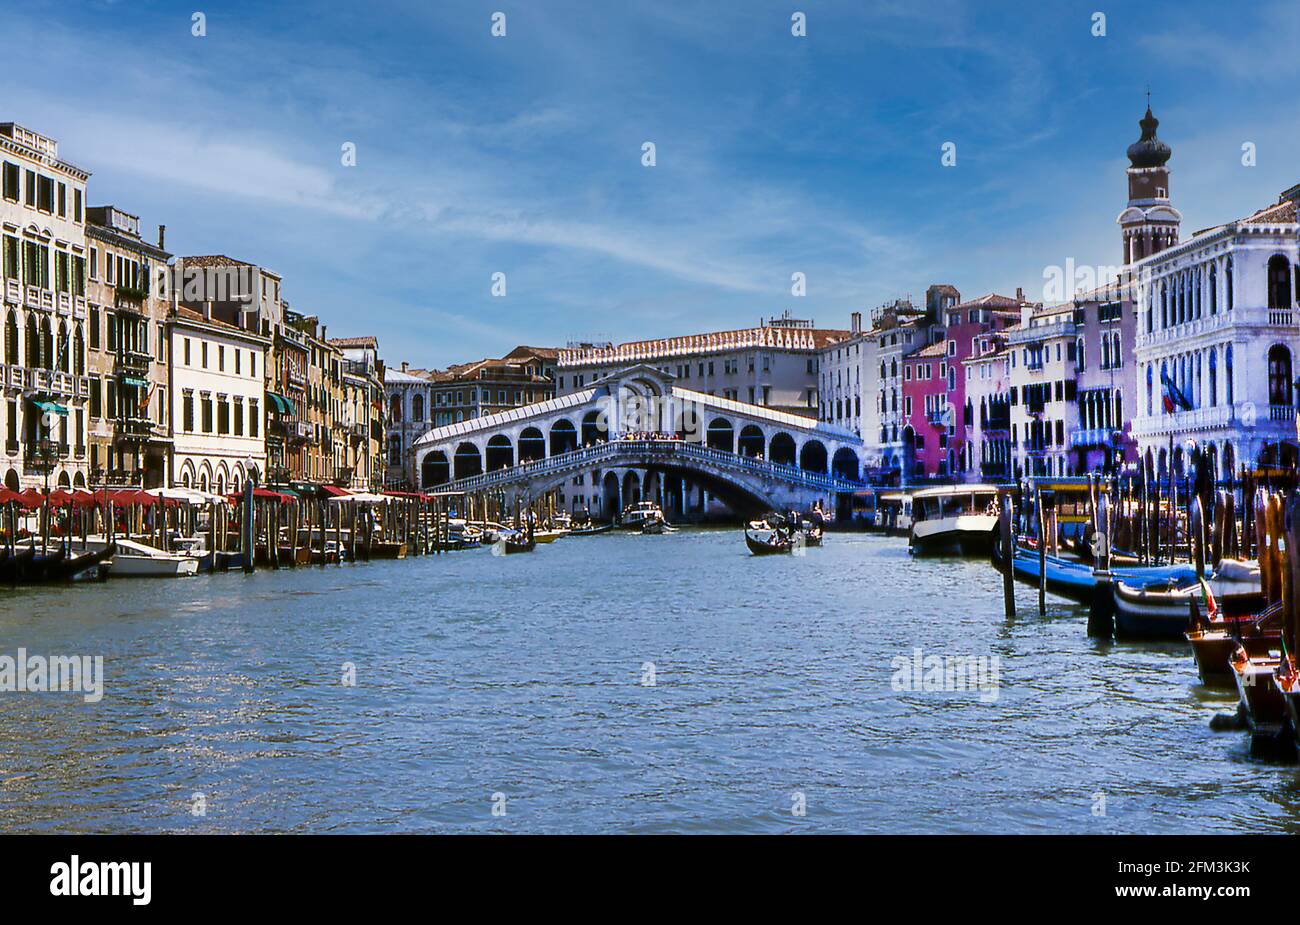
[410, 365, 866, 519]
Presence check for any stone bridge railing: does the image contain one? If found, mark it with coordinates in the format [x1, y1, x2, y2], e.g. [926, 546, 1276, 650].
[438, 439, 866, 494]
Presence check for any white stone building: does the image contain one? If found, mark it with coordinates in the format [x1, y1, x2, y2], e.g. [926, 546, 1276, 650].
[0, 122, 92, 491]
[1132, 188, 1300, 478]
[168, 306, 269, 493]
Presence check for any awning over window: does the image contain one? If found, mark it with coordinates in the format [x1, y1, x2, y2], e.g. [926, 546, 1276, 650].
[28, 399, 69, 416]
[121, 376, 149, 388]
[267, 392, 294, 415]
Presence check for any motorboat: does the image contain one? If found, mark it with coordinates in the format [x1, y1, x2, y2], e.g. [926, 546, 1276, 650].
[908, 484, 1002, 556]
[84, 537, 199, 577]
[619, 501, 664, 530]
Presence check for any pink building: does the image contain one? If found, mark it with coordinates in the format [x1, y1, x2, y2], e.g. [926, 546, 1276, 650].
[902, 293, 1025, 479]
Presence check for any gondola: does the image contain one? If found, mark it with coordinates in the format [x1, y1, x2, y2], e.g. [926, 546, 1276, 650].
[1112, 560, 1263, 640]
[502, 523, 536, 554]
[26, 547, 66, 583]
[745, 529, 794, 556]
[991, 540, 1197, 605]
[802, 524, 823, 547]
[568, 522, 614, 536]
[0, 544, 36, 583]
[49, 542, 115, 582]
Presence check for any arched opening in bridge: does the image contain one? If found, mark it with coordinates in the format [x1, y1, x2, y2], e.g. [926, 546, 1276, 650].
[663, 473, 683, 518]
[421, 451, 450, 487]
[706, 417, 734, 452]
[643, 471, 662, 508]
[831, 447, 859, 480]
[550, 418, 578, 455]
[601, 471, 620, 520]
[582, 410, 607, 445]
[486, 435, 514, 471]
[518, 427, 545, 463]
[453, 442, 482, 479]
[799, 440, 827, 474]
[621, 470, 641, 508]
[769, 432, 795, 466]
[737, 425, 764, 457]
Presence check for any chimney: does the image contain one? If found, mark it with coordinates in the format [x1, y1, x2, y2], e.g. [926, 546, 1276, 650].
[1020, 303, 1033, 329]
[158, 224, 166, 249]
[401, 361, 408, 372]
[850, 311, 862, 334]
[1015, 287, 1024, 303]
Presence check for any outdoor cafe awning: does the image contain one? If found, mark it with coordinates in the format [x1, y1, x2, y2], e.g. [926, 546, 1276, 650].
[28, 399, 69, 416]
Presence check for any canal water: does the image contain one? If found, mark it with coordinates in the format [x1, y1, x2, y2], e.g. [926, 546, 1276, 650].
[0, 529, 1296, 834]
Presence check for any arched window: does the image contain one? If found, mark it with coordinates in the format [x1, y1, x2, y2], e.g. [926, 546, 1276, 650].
[3, 311, 16, 365]
[1208, 348, 1217, 407]
[412, 393, 424, 422]
[1077, 337, 1086, 371]
[1160, 280, 1168, 328]
[1146, 364, 1153, 417]
[389, 394, 402, 423]
[1226, 258, 1234, 310]
[1268, 255, 1292, 313]
[1226, 344, 1235, 404]
[1268, 344, 1292, 408]
[1209, 264, 1218, 314]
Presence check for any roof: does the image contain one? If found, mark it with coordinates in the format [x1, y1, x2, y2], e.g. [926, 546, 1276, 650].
[182, 255, 280, 277]
[502, 345, 559, 361]
[914, 342, 947, 358]
[328, 336, 379, 349]
[1241, 198, 1297, 226]
[560, 324, 851, 366]
[953, 293, 1023, 311]
[173, 306, 268, 341]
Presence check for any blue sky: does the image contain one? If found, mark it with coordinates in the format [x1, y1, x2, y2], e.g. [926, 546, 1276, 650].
[6, 0, 1300, 366]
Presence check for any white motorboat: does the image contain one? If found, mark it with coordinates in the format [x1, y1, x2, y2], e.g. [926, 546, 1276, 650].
[908, 485, 1002, 556]
[79, 537, 199, 577]
[619, 501, 664, 530]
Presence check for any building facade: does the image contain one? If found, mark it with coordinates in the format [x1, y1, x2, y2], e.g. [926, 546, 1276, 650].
[0, 123, 91, 491]
[557, 314, 841, 417]
[86, 206, 171, 488]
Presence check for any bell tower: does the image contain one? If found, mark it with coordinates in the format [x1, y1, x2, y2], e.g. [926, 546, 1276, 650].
[1117, 98, 1182, 265]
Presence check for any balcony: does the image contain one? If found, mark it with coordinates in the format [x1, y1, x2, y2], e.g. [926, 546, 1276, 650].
[4, 439, 17, 456]
[25, 286, 53, 312]
[25, 367, 50, 392]
[1270, 404, 1295, 422]
[56, 292, 71, 315]
[289, 421, 312, 444]
[4, 279, 18, 304]
[50, 371, 74, 399]
[115, 416, 157, 442]
[1069, 427, 1118, 448]
[73, 296, 86, 320]
[347, 422, 368, 442]
[1, 364, 22, 391]
[115, 348, 151, 378]
[75, 376, 90, 399]
[1269, 310, 1295, 326]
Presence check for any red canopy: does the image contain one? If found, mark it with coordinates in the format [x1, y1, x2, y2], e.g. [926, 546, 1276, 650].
[320, 485, 351, 497]
[228, 488, 291, 503]
[0, 487, 23, 506]
[17, 489, 43, 509]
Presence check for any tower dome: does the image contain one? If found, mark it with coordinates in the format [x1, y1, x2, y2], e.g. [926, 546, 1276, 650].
[1126, 106, 1172, 168]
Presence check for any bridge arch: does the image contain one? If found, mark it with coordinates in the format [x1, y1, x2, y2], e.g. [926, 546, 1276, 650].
[422, 451, 450, 487]
[707, 417, 735, 452]
[550, 418, 577, 455]
[454, 442, 482, 479]
[518, 426, 546, 463]
[582, 410, 607, 445]
[770, 432, 796, 466]
[486, 434, 514, 471]
[831, 447, 859, 480]
[621, 470, 641, 507]
[800, 439, 828, 474]
[601, 471, 620, 520]
[738, 424, 764, 457]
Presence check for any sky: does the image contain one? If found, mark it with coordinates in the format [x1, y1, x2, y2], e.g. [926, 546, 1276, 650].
[5, 0, 1300, 367]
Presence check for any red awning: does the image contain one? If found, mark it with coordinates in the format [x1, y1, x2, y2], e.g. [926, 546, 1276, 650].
[320, 485, 351, 497]
[228, 488, 292, 503]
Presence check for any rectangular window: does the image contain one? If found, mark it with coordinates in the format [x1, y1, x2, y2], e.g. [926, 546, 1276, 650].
[183, 392, 194, 432]
[56, 182, 66, 218]
[250, 351, 256, 378]
[235, 350, 241, 375]
[73, 188, 82, 223]
[201, 395, 213, 433]
[201, 342, 208, 368]
[89, 378, 102, 419]
[217, 397, 229, 434]
[72, 255, 84, 296]
[218, 345, 225, 371]
[107, 313, 118, 351]
[234, 398, 244, 436]
[1, 236, 16, 279]
[1, 163, 17, 201]
[89, 307, 100, 349]
[24, 169, 35, 207]
[184, 338, 191, 365]
[156, 323, 165, 361]
[249, 400, 260, 437]
[37, 175, 53, 213]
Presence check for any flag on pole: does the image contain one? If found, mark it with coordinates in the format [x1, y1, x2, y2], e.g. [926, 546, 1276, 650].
[1160, 368, 1193, 414]
[1198, 577, 1218, 621]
